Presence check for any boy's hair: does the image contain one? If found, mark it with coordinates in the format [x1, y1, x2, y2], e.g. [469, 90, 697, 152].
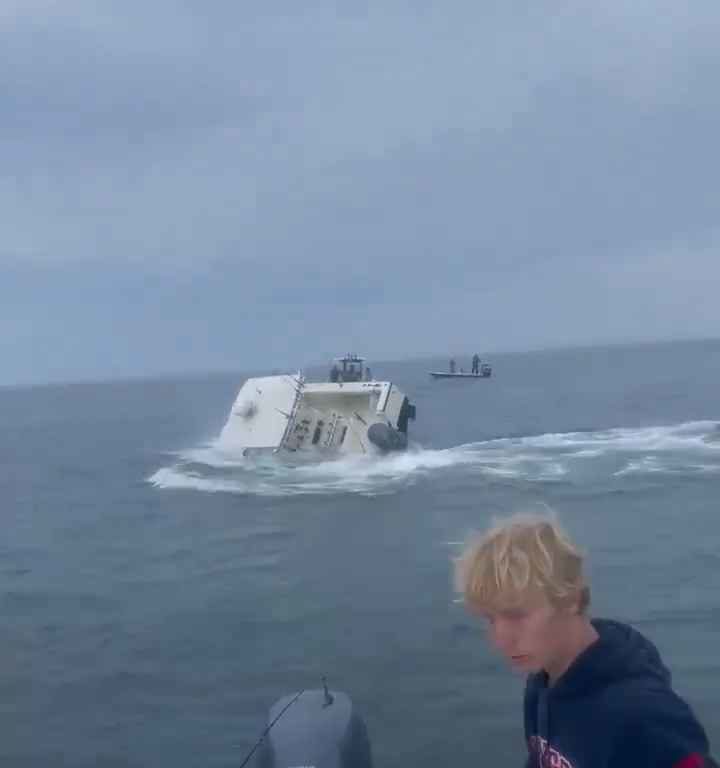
[454, 512, 590, 614]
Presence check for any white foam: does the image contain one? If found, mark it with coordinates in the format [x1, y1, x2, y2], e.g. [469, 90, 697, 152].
[614, 456, 665, 477]
[616, 458, 720, 477]
[172, 445, 250, 468]
[148, 467, 253, 494]
[149, 420, 720, 497]
[492, 420, 720, 454]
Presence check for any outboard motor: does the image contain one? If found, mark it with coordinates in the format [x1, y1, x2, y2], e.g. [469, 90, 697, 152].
[248, 683, 373, 768]
[367, 422, 408, 451]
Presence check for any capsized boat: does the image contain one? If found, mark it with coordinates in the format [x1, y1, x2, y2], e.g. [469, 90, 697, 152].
[219, 354, 416, 456]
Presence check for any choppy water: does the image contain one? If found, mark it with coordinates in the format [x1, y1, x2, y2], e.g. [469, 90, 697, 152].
[3, 339, 720, 766]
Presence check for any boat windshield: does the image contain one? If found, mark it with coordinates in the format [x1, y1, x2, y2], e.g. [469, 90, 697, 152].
[329, 355, 366, 382]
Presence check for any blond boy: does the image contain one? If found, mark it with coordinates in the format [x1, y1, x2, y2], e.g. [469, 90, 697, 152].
[454, 513, 716, 768]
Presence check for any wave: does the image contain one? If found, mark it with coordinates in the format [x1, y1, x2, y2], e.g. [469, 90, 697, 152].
[148, 420, 720, 497]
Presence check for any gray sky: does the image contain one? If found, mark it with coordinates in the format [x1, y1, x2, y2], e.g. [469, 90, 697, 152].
[2, 1, 719, 385]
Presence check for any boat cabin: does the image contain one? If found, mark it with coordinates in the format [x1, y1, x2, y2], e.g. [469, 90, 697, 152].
[329, 353, 371, 383]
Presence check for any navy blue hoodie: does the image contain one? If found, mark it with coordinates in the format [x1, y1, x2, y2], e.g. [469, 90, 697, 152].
[524, 619, 715, 768]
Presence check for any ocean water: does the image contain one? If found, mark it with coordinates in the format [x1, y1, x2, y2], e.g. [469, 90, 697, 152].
[2, 339, 720, 767]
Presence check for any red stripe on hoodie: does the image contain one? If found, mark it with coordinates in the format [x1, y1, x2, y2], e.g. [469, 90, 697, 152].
[673, 755, 705, 768]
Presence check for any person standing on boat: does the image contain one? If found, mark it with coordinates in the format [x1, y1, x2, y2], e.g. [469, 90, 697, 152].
[454, 513, 718, 768]
[450, 358, 456, 374]
[471, 353, 480, 375]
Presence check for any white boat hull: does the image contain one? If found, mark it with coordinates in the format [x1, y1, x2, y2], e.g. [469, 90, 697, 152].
[218, 374, 415, 456]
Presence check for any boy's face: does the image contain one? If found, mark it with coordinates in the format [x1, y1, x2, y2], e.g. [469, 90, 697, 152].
[477, 593, 571, 674]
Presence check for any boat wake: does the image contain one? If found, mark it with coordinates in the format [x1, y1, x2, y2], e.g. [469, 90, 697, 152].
[148, 444, 454, 497]
[148, 420, 720, 497]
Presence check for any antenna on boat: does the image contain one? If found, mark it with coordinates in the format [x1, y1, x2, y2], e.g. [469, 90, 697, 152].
[238, 689, 306, 768]
[322, 676, 334, 707]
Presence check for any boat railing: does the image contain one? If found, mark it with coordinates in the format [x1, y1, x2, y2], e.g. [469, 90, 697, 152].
[278, 373, 305, 450]
[323, 413, 340, 448]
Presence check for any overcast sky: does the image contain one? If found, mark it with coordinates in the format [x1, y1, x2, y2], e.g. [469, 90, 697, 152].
[2, 1, 719, 385]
